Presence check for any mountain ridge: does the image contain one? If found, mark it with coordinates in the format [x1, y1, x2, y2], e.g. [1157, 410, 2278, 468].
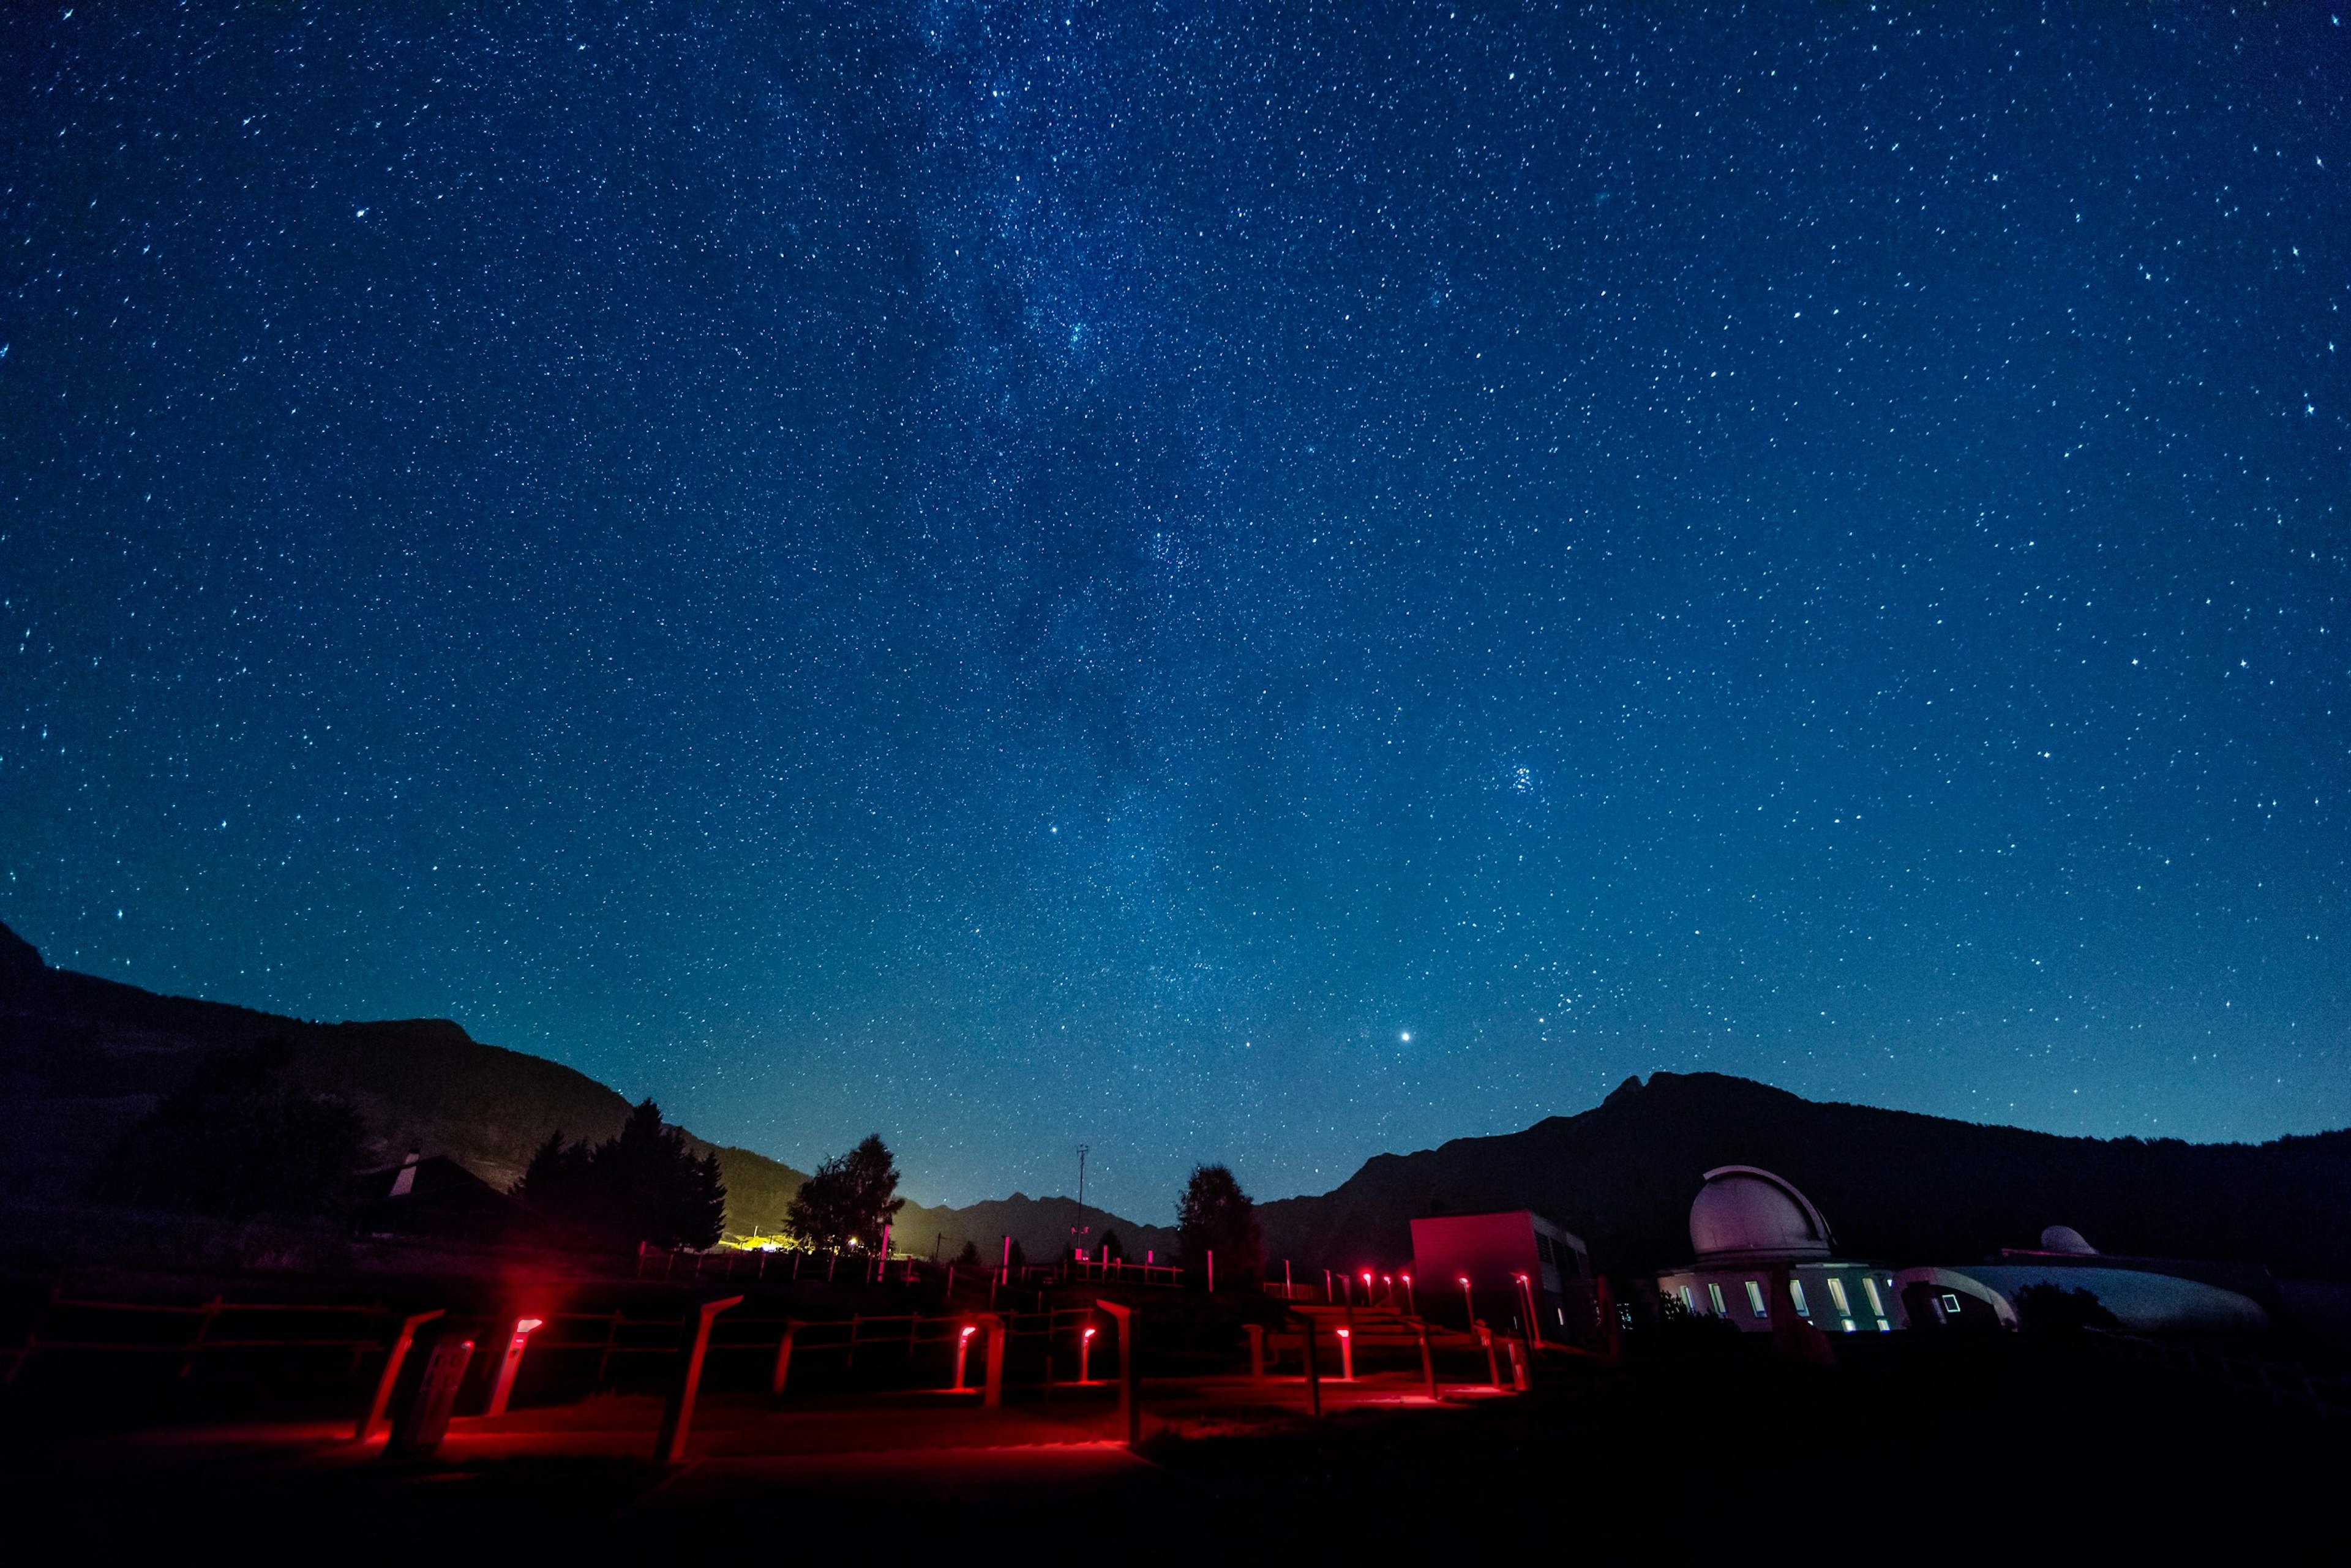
[1256, 1070, 2351, 1279]
[9, 921, 2347, 1280]
[0, 921, 1177, 1257]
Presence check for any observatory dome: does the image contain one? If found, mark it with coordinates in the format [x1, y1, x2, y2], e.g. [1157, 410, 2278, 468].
[2039, 1225, 2098, 1256]
[1689, 1166, 1834, 1263]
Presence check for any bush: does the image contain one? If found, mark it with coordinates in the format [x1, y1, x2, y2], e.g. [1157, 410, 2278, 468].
[2015, 1283, 2123, 1335]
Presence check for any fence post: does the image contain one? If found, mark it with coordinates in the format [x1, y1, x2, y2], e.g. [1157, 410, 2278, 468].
[1507, 1337, 1529, 1392]
[1302, 1316, 1323, 1416]
[354, 1309, 444, 1441]
[384, 1334, 473, 1460]
[178, 1296, 225, 1380]
[983, 1313, 1008, 1409]
[654, 1296, 744, 1465]
[1417, 1321, 1437, 1399]
[484, 1316, 544, 1418]
[1480, 1324, 1500, 1388]
[1097, 1300, 1139, 1445]
[1247, 1323, 1265, 1383]
[770, 1320, 800, 1397]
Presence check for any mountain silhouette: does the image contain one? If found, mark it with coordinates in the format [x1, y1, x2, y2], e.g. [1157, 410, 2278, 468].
[0, 920, 810, 1231]
[10, 920, 2346, 1281]
[1256, 1071, 2351, 1280]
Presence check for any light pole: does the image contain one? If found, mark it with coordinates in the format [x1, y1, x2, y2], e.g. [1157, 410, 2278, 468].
[1401, 1272, 1416, 1317]
[1074, 1144, 1090, 1262]
[1459, 1274, 1475, 1329]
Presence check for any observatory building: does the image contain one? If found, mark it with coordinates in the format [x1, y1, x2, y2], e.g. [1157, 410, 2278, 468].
[1895, 1226, 2270, 1334]
[1655, 1166, 1903, 1334]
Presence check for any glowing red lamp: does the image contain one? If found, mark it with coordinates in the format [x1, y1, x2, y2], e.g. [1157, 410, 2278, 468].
[485, 1316, 544, 1417]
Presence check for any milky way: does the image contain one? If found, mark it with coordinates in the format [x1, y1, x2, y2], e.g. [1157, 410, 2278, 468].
[4, 4, 2346, 1220]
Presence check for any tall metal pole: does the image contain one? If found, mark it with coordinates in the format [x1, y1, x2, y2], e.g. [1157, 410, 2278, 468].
[1076, 1144, 1090, 1262]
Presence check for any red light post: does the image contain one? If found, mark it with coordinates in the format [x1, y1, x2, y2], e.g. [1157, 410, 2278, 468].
[1458, 1274, 1475, 1329]
[1079, 1324, 1098, 1384]
[1337, 1324, 1354, 1382]
[953, 1324, 978, 1391]
[484, 1316, 544, 1417]
[1400, 1272, 1416, 1317]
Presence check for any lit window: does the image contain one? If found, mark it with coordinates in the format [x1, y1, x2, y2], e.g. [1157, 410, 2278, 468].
[1788, 1279, 1811, 1316]
[1839, 1318, 1857, 1333]
[1941, 1292, 1963, 1314]
[1825, 1277, 1851, 1315]
[1679, 1286, 1696, 1312]
[1744, 1280, 1768, 1318]
[1708, 1282, 1727, 1315]
[1862, 1277, 1885, 1316]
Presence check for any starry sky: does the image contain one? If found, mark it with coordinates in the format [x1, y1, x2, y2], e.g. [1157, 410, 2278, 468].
[4, 3, 2347, 1222]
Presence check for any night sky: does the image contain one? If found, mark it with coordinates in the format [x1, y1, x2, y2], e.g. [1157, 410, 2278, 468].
[4, 4, 2347, 1222]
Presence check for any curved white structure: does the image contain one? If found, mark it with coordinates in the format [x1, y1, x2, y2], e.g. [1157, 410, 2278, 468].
[1689, 1165, 1834, 1264]
[1659, 1166, 1901, 1334]
[1896, 1263, 2269, 1335]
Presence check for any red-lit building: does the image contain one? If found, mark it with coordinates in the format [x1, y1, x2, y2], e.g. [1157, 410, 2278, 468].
[1411, 1209, 1594, 1343]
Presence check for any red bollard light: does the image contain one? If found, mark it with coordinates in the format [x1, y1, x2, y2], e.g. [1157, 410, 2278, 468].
[485, 1316, 544, 1417]
[1080, 1325, 1097, 1384]
[953, 1324, 978, 1391]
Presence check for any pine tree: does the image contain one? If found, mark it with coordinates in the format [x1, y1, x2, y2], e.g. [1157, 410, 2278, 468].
[1177, 1164, 1262, 1289]
[510, 1100, 724, 1250]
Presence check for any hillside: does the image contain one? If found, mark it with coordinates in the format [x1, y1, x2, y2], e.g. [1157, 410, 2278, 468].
[0, 922, 812, 1231]
[890, 1192, 1179, 1268]
[1256, 1071, 2351, 1280]
[15, 921, 2347, 1282]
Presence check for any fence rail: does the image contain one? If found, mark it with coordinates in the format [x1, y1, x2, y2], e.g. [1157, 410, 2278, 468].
[4, 1293, 396, 1385]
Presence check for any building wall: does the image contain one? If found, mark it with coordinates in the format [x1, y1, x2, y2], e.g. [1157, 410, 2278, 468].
[1657, 1262, 1905, 1334]
[1412, 1210, 1595, 1343]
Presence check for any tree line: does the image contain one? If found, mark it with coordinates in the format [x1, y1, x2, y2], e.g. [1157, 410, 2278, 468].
[100, 1040, 1270, 1282]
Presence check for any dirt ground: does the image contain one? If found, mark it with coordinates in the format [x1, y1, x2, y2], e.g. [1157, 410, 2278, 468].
[6, 1335, 2341, 1560]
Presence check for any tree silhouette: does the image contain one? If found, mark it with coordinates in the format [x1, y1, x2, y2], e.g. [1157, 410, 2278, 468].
[100, 1039, 366, 1220]
[1099, 1228, 1126, 1262]
[785, 1133, 906, 1251]
[2015, 1283, 2124, 1335]
[1177, 1164, 1262, 1289]
[514, 1100, 725, 1250]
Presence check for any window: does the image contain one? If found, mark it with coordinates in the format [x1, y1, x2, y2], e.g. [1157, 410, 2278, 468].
[1744, 1280, 1769, 1318]
[1708, 1282, 1727, 1315]
[1862, 1277, 1886, 1316]
[1535, 1234, 1555, 1264]
[1825, 1277, 1851, 1316]
[1941, 1292, 1963, 1314]
[1679, 1286, 1696, 1312]
[1788, 1279, 1811, 1316]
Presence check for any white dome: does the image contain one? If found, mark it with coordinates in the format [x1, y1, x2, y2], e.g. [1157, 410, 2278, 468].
[2039, 1225, 2098, 1256]
[1689, 1166, 1833, 1262]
